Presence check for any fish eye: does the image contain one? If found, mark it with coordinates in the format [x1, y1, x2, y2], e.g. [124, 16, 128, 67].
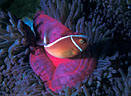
[79, 38, 86, 44]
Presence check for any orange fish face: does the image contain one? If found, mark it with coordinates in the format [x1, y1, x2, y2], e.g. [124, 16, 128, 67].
[44, 35, 88, 58]
[71, 36, 88, 52]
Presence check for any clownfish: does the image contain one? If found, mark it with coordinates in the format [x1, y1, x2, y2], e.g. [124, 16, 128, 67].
[33, 11, 88, 58]
[41, 34, 88, 58]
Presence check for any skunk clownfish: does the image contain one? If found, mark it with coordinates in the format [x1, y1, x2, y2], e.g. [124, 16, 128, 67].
[33, 11, 88, 58]
[40, 34, 88, 58]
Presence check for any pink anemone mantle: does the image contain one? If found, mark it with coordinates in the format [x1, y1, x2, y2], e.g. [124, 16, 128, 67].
[29, 11, 96, 92]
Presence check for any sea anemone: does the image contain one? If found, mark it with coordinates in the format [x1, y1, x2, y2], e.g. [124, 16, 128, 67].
[0, 0, 130, 96]
[0, 11, 45, 95]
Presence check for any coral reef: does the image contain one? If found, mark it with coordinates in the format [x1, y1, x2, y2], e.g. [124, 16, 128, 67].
[0, 0, 130, 96]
